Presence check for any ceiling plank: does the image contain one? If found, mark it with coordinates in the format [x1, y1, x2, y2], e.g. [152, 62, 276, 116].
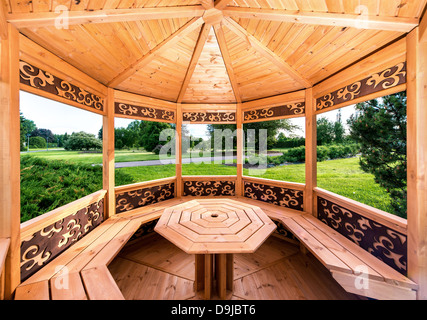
[420, 8, 427, 42]
[177, 23, 212, 103]
[215, 0, 234, 10]
[7, 6, 205, 29]
[222, 17, 312, 88]
[214, 23, 242, 103]
[108, 17, 204, 88]
[223, 7, 418, 33]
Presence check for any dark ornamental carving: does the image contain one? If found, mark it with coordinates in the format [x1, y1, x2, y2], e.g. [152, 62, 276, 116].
[20, 198, 104, 282]
[317, 197, 407, 275]
[115, 102, 175, 122]
[183, 180, 235, 197]
[244, 102, 305, 122]
[183, 112, 236, 123]
[115, 183, 175, 214]
[244, 181, 304, 211]
[19, 61, 104, 112]
[128, 219, 159, 243]
[272, 219, 298, 242]
[316, 62, 406, 111]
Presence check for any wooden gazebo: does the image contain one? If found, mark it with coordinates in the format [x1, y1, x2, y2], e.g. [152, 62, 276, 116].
[0, 0, 426, 300]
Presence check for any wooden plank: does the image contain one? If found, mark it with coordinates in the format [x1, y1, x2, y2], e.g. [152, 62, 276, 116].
[7, 6, 205, 28]
[222, 17, 312, 88]
[236, 103, 243, 196]
[406, 26, 427, 300]
[222, 7, 418, 32]
[108, 17, 204, 87]
[215, 0, 234, 10]
[14, 281, 50, 300]
[283, 218, 352, 274]
[82, 219, 141, 269]
[420, 8, 427, 42]
[0, 24, 20, 299]
[50, 272, 87, 300]
[176, 103, 183, 197]
[81, 265, 125, 300]
[200, 0, 214, 9]
[332, 271, 416, 300]
[0, 238, 9, 299]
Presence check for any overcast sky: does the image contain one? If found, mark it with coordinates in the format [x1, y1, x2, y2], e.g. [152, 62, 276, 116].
[20, 90, 355, 139]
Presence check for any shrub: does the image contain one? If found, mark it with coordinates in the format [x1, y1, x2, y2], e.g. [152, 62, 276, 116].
[280, 143, 360, 163]
[29, 136, 47, 149]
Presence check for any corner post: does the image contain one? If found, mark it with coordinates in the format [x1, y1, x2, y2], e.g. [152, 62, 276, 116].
[304, 87, 317, 216]
[406, 26, 427, 300]
[236, 103, 243, 197]
[0, 23, 21, 299]
[176, 103, 183, 198]
[103, 88, 115, 219]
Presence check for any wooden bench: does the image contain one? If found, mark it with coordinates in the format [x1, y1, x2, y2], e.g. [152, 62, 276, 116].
[14, 196, 418, 300]
[14, 198, 185, 300]
[236, 197, 418, 300]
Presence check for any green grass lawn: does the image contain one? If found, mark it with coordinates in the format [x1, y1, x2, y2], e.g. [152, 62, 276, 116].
[20, 152, 395, 222]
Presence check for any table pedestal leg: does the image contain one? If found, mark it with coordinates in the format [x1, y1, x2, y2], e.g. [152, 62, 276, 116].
[195, 253, 233, 300]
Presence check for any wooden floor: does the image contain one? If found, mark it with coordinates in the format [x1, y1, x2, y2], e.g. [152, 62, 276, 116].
[108, 233, 360, 300]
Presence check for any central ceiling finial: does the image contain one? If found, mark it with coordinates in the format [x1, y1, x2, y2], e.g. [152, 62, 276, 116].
[203, 8, 224, 25]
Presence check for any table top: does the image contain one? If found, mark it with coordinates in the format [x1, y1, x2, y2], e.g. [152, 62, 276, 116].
[154, 199, 276, 254]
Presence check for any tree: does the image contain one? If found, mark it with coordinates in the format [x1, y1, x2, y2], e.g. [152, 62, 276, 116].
[30, 128, 55, 143]
[208, 119, 299, 151]
[20, 113, 37, 151]
[316, 118, 335, 145]
[63, 132, 102, 151]
[140, 122, 173, 153]
[347, 92, 407, 218]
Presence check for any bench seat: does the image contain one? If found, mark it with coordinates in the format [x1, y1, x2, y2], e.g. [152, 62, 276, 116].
[14, 196, 418, 300]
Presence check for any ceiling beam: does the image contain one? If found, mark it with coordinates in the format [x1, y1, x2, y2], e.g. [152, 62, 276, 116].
[213, 23, 242, 103]
[177, 23, 212, 103]
[6, 6, 205, 29]
[223, 7, 418, 33]
[222, 17, 311, 88]
[215, 0, 234, 10]
[108, 17, 204, 88]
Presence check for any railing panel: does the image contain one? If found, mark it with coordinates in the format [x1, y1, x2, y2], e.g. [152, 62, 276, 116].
[20, 190, 106, 282]
[315, 187, 408, 275]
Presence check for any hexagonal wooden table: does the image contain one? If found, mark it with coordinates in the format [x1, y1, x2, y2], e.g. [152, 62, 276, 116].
[154, 199, 276, 300]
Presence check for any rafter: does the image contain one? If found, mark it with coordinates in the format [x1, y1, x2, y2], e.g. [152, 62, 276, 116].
[222, 17, 311, 89]
[6, 6, 205, 29]
[213, 23, 242, 103]
[177, 23, 212, 103]
[199, 0, 214, 10]
[215, 0, 234, 10]
[223, 7, 418, 33]
[108, 17, 204, 88]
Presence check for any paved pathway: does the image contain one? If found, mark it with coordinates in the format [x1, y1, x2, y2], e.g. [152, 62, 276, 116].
[114, 152, 283, 168]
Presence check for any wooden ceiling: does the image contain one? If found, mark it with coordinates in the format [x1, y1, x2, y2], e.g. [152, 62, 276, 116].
[4, 0, 427, 103]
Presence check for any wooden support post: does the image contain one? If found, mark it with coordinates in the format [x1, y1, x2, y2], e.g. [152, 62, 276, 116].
[0, 23, 20, 299]
[304, 88, 317, 216]
[406, 27, 427, 300]
[103, 88, 115, 219]
[176, 103, 183, 198]
[236, 103, 243, 197]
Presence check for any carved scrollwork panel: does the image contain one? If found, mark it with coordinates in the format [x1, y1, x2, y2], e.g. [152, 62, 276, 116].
[19, 61, 104, 111]
[182, 112, 236, 123]
[20, 199, 104, 282]
[183, 180, 236, 197]
[114, 102, 175, 122]
[243, 181, 304, 211]
[115, 183, 175, 214]
[316, 62, 406, 111]
[317, 197, 407, 275]
[244, 102, 305, 122]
